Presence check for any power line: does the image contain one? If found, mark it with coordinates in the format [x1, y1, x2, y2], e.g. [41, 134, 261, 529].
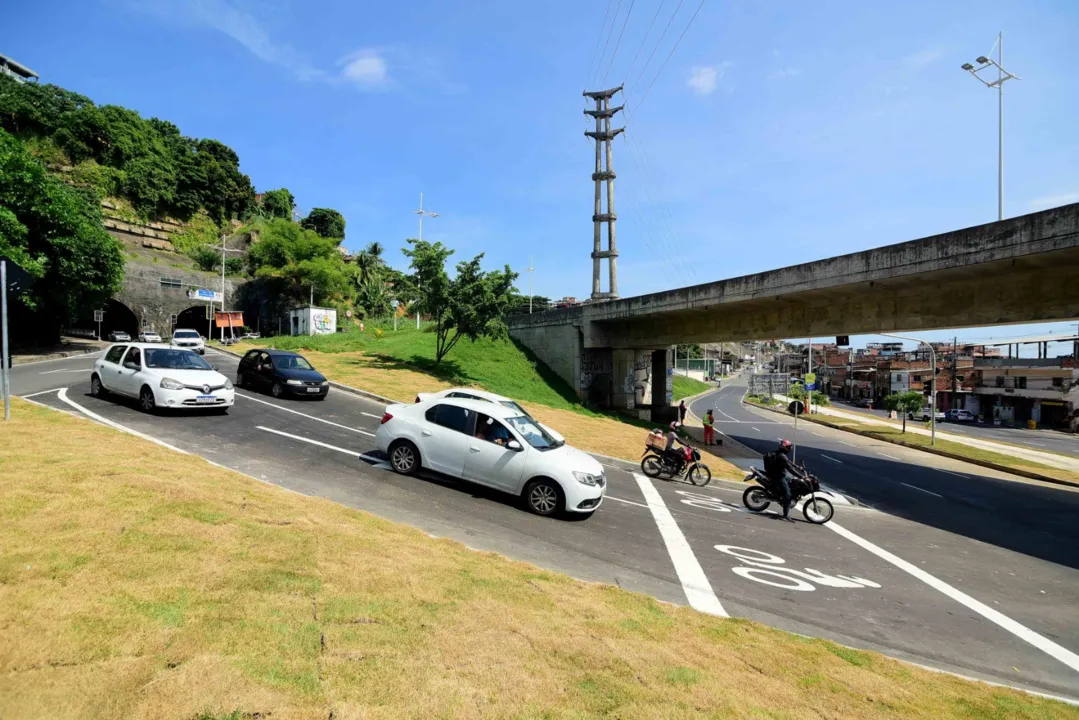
[592, 0, 625, 88]
[629, 0, 685, 90]
[631, 0, 706, 115]
[584, 0, 615, 90]
[623, 0, 667, 86]
[602, 0, 637, 85]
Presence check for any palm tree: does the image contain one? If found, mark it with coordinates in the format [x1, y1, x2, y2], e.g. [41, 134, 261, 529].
[357, 278, 392, 319]
[354, 241, 387, 285]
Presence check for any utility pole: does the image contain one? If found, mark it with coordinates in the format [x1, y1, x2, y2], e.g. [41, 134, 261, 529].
[952, 336, 959, 404]
[583, 85, 624, 301]
[414, 192, 438, 330]
[1, 260, 9, 421]
[219, 234, 243, 344]
[528, 255, 534, 314]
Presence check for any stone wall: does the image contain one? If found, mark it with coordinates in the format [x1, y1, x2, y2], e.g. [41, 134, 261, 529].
[116, 262, 246, 335]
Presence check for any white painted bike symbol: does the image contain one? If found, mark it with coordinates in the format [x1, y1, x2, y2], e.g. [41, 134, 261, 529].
[676, 490, 733, 512]
[715, 545, 881, 592]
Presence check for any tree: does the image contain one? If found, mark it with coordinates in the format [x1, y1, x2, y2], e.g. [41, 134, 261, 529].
[0, 128, 123, 343]
[354, 241, 386, 285]
[401, 239, 518, 365]
[300, 207, 345, 239]
[884, 390, 925, 433]
[356, 278, 392, 319]
[247, 219, 354, 306]
[261, 188, 295, 220]
[190, 245, 219, 272]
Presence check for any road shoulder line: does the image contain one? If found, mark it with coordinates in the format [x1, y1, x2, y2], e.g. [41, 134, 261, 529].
[632, 472, 728, 617]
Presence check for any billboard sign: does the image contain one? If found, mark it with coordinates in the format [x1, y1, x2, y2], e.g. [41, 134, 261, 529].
[188, 288, 222, 303]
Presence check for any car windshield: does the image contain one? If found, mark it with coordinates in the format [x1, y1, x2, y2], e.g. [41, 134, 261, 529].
[275, 355, 314, 371]
[144, 349, 212, 370]
[499, 400, 531, 417]
[505, 416, 562, 450]
[174, 331, 199, 338]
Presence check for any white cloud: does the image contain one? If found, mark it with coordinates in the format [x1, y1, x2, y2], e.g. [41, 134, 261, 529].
[1027, 192, 1079, 211]
[339, 49, 389, 88]
[902, 48, 945, 69]
[687, 63, 729, 96]
[769, 67, 802, 81]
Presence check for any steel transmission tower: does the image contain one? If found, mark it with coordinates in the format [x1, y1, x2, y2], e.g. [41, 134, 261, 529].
[584, 85, 624, 301]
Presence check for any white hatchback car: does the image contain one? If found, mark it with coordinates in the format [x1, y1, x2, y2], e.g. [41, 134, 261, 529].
[376, 397, 605, 517]
[91, 343, 235, 413]
[414, 388, 565, 443]
[170, 328, 206, 355]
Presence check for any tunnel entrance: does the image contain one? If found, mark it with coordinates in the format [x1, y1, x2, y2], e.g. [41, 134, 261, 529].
[175, 305, 214, 338]
[74, 299, 139, 340]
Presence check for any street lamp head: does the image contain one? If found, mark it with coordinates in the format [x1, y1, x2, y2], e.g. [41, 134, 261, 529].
[975, 56, 989, 65]
[961, 62, 975, 71]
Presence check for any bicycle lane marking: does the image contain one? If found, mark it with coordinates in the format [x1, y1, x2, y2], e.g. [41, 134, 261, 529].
[825, 520, 1079, 675]
[632, 473, 728, 617]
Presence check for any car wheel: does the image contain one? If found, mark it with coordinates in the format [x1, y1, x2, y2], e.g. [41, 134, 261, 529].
[271, 382, 285, 398]
[388, 440, 420, 475]
[523, 478, 562, 517]
[90, 374, 107, 398]
[139, 386, 157, 414]
[236, 371, 246, 388]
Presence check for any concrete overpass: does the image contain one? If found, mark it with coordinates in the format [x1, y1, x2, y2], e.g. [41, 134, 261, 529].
[509, 203, 1079, 416]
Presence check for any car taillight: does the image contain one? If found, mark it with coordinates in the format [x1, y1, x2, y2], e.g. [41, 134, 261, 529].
[381, 412, 393, 425]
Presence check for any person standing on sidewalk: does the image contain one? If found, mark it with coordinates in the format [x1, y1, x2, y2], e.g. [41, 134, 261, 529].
[679, 400, 687, 427]
[703, 409, 715, 445]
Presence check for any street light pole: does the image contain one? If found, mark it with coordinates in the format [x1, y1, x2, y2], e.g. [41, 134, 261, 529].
[219, 234, 244, 344]
[962, 32, 1019, 221]
[881, 332, 937, 445]
[414, 192, 440, 330]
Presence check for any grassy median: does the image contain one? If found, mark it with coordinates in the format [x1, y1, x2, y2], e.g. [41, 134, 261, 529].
[2, 398, 1076, 719]
[222, 328, 743, 479]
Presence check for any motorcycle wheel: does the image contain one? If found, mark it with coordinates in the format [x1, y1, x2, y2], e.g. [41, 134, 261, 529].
[802, 496, 834, 524]
[743, 486, 770, 512]
[641, 454, 664, 478]
[688, 463, 712, 486]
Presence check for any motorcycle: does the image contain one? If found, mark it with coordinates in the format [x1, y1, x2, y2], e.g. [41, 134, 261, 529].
[641, 441, 712, 486]
[741, 465, 834, 524]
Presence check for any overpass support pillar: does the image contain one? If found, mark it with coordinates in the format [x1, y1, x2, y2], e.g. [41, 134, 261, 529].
[612, 348, 676, 423]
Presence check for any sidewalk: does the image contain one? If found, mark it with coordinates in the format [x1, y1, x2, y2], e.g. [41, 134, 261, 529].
[772, 394, 1079, 473]
[10, 337, 108, 365]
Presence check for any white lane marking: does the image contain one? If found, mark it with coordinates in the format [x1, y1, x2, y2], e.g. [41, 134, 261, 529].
[826, 521, 1079, 675]
[57, 388, 189, 455]
[256, 426, 364, 458]
[362, 412, 384, 420]
[605, 495, 650, 509]
[752, 426, 761, 432]
[632, 472, 727, 617]
[1026, 442, 1048, 448]
[837, 440, 857, 447]
[20, 388, 62, 398]
[10, 351, 103, 367]
[901, 482, 943, 498]
[236, 392, 376, 437]
[937, 469, 969, 479]
[716, 408, 740, 422]
[38, 367, 93, 375]
[878, 452, 902, 461]
[821, 454, 842, 464]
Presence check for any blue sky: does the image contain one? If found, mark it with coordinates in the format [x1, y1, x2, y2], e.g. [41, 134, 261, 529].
[3, 0, 1077, 354]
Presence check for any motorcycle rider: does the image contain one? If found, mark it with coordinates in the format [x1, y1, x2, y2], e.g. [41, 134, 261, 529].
[663, 421, 689, 471]
[766, 439, 807, 523]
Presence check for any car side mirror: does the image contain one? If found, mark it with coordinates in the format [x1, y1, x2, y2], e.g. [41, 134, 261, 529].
[507, 440, 523, 452]
[212, 365, 219, 372]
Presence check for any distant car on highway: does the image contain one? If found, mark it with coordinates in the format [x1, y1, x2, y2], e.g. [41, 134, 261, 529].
[235, 348, 329, 400]
[91, 343, 234, 413]
[138, 331, 163, 343]
[414, 388, 565, 444]
[854, 398, 874, 409]
[170, 328, 206, 355]
[107, 330, 131, 342]
[946, 409, 975, 422]
[376, 397, 605, 517]
[908, 407, 945, 422]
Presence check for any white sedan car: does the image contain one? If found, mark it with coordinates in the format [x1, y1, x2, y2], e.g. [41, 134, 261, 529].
[414, 387, 565, 443]
[91, 343, 235, 413]
[376, 397, 605, 517]
[170, 328, 206, 355]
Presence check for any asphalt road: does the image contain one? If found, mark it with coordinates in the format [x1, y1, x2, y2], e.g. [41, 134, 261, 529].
[828, 398, 1079, 458]
[11, 353, 1079, 701]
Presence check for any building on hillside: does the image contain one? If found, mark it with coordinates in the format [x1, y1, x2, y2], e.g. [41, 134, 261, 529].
[971, 357, 1079, 428]
[0, 53, 38, 83]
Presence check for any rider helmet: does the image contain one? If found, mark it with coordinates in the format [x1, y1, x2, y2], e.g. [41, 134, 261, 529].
[777, 439, 793, 454]
[669, 421, 679, 431]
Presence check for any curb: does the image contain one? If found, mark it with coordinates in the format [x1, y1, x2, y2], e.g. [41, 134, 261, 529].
[744, 399, 1079, 490]
[207, 344, 404, 406]
[12, 346, 102, 366]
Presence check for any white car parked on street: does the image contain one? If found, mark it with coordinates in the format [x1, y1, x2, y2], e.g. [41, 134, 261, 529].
[414, 387, 565, 443]
[91, 343, 234, 413]
[170, 328, 206, 355]
[375, 397, 605, 517]
[138, 331, 163, 343]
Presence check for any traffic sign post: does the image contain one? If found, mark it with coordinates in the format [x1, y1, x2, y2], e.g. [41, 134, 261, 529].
[94, 309, 104, 340]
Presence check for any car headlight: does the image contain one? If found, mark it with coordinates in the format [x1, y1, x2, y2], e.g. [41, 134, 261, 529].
[160, 378, 184, 390]
[286, 379, 304, 386]
[224, 379, 234, 390]
[321, 380, 329, 386]
[573, 471, 601, 486]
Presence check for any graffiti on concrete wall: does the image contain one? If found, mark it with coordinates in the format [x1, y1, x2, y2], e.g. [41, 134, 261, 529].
[633, 353, 652, 406]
